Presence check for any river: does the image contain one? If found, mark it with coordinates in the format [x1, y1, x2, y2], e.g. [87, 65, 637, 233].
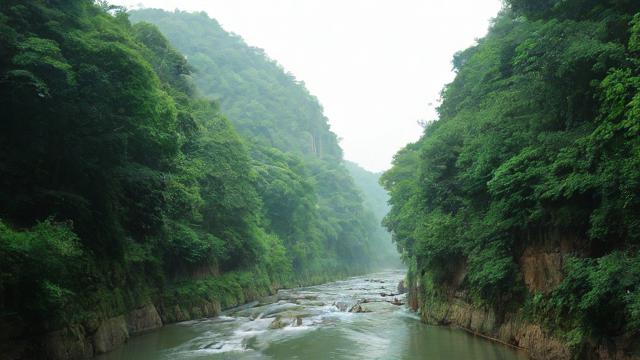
[97, 270, 527, 359]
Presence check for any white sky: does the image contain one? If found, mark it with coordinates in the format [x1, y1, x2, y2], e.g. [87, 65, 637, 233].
[119, 0, 503, 172]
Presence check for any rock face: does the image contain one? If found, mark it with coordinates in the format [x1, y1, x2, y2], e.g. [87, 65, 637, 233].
[93, 316, 129, 354]
[125, 304, 163, 335]
[421, 296, 571, 360]
[28, 299, 230, 360]
[411, 230, 632, 359]
[518, 230, 584, 294]
[333, 301, 350, 312]
[519, 249, 563, 294]
[44, 325, 94, 360]
[159, 300, 221, 324]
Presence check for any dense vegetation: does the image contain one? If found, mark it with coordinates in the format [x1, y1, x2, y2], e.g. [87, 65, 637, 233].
[382, 0, 640, 352]
[344, 161, 400, 266]
[0, 0, 388, 339]
[129, 9, 390, 274]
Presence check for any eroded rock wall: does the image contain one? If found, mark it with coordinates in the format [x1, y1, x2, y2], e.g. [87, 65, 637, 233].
[3, 304, 166, 360]
[418, 294, 571, 360]
[411, 228, 639, 360]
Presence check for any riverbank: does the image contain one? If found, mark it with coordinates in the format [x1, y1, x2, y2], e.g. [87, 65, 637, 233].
[407, 278, 640, 360]
[95, 270, 525, 360]
[1, 267, 381, 360]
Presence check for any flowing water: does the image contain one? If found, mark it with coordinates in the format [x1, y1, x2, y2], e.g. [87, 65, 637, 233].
[98, 270, 527, 359]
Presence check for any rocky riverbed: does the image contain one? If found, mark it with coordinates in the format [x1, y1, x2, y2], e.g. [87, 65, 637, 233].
[97, 269, 527, 359]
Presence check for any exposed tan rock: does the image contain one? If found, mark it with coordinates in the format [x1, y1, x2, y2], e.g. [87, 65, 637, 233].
[519, 248, 563, 294]
[44, 325, 94, 360]
[420, 295, 572, 360]
[348, 304, 371, 313]
[125, 304, 163, 335]
[93, 316, 129, 354]
[517, 324, 565, 357]
[201, 300, 222, 318]
[518, 229, 586, 294]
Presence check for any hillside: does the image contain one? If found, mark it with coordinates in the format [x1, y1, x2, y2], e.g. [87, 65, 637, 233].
[382, 1, 640, 358]
[129, 8, 389, 274]
[344, 160, 400, 266]
[0, 2, 391, 358]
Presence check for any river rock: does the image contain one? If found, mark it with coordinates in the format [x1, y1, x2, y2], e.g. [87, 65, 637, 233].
[389, 297, 405, 306]
[93, 316, 129, 354]
[334, 301, 350, 312]
[268, 318, 287, 329]
[126, 304, 163, 335]
[349, 304, 371, 313]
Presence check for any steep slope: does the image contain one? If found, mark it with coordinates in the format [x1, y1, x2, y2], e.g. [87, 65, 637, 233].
[0, 2, 387, 358]
[0, 2, 276, 356]
[382, 1, 640, 358]
[344, 161, 401, 267]
[129, 9, 389, 275]
[130, 9, 340, 160]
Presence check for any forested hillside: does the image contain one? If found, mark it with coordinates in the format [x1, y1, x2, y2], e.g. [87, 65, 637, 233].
[130, 9, 340, 160]
[129, 9, 388, 275]
[382, 0, 640, 357]
[0, 2, 390, 357]
[344, 161, 400, 266]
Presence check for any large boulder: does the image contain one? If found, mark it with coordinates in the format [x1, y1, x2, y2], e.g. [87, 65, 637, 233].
[125, 304, 163, 335]
[349, 304, 371, 313]
[93, 316, 129, 354]
[268, 318, 287, 329]
[333, 301, 350, 312]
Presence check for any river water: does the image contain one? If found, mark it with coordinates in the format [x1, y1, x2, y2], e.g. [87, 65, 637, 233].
[98, 270, 527, 359]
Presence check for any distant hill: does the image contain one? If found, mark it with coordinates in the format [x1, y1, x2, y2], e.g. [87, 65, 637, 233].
[130, 9, 341, 161]
[129, 8, 395, 271]
[344, 161, 400, 266]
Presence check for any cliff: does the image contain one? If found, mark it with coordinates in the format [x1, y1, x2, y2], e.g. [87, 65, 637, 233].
[407, 232, 640, 360]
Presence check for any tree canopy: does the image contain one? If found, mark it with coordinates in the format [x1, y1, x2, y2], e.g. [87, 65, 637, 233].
[0, 1, 390, 336]
[382, 0, 640, 348]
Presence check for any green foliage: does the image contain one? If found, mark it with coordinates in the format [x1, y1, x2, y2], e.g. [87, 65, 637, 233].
[129, 8, 389, 275]
[538, 253, 640, 339]
[129, 9, 342, 161]
[466, 242, 520, 306]
[0, 1, 390, 336]
[0, 219, 83, 322]
[382, 0, 640, 343]
[344, 161, 401, 267]
[164, 269, 273, 310]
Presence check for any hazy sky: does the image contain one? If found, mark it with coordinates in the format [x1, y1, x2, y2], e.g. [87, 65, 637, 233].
[120, 0, 503, 172]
